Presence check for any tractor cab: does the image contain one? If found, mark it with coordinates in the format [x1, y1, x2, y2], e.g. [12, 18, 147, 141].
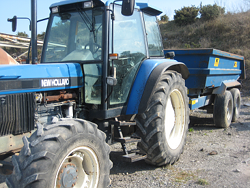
[41, 0, 163, 118]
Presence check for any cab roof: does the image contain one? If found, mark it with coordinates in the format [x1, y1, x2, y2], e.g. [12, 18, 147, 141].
[50, 0, 162, 16]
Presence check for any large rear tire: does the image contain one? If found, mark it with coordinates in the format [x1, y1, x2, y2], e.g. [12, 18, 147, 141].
[135, 71, 189, 166]
[213, 91, 233, 128]
[6, 119, 112, 188]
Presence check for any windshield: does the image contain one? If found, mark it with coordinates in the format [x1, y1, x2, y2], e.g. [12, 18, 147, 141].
[42, 7, 104, 63]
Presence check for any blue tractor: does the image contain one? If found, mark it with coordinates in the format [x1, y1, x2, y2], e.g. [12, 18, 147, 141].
[2, 0, 190, 187]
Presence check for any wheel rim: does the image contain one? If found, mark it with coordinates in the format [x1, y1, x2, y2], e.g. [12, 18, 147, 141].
[164, 89, 185, 150]
[235, 96, 240, 115]
[227, 98, 233, 121]
[55, 146, 100, 188]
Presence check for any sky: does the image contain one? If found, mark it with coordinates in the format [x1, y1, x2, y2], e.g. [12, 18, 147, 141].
[0, 0, 244, 37]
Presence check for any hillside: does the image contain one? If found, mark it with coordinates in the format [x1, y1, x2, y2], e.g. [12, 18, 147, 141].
[159, 11, 250, 68]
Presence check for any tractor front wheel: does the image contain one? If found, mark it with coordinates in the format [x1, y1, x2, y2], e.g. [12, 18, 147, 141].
[6, 119, 112, 188]
[135, 71, 189, 166]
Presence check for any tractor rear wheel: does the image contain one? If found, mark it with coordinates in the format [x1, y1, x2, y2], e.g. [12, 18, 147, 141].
[6, 119, 112, 188]
[135, 71, 189, 166]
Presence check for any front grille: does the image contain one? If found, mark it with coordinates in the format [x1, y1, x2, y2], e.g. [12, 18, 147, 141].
[0, 93, 35, 136]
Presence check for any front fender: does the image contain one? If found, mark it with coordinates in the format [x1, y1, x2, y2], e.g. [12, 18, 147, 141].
[126, 59, 189, 115]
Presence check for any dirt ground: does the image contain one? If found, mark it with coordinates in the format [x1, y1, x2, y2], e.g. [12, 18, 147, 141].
[0, 95, 249, 188]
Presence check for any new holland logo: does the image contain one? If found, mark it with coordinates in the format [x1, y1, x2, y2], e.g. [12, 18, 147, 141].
[41, 78, 70, 87]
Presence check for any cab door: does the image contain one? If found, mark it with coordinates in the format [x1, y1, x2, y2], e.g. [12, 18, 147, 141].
[108, 4, 147, 108]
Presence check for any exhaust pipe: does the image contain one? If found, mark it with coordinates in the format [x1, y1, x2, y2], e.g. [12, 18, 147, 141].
[31, 0, 37, 64]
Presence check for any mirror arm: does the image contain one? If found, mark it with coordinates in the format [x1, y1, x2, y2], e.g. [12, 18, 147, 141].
[37, 17, 49, 23]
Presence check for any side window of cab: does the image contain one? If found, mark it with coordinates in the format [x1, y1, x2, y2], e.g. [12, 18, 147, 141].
[143, 14, 164, 57]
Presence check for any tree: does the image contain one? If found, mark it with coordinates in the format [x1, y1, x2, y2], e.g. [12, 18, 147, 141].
[200, 4, 225, 21]
[174, 6, 199, 26]
[17, 31, 28, 38]
[160, 14, 169, 22]
[37, 32, 45, 40]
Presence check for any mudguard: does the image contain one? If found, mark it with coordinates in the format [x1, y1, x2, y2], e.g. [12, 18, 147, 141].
[0, 63, 83, 95]
[126, 59, 189, 115]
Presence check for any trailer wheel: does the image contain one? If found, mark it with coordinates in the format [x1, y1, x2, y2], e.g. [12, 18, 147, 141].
[6, 119, 112, 188]
[230, 88, 241, 122]
[213, 91, 233, 128]
[135, 71, 189, 166]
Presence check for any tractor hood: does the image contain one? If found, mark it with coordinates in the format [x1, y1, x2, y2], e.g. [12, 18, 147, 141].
[0, 63, 83, 95]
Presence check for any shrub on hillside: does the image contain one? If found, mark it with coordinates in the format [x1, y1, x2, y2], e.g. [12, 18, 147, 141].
[200, 4, 225, 21]
[174, 6, 199, 26]
[160, 14, 169, 22]
[17, 32, 28, 38]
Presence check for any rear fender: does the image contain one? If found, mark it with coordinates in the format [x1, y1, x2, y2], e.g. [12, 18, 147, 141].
[126, 59, 189, 115]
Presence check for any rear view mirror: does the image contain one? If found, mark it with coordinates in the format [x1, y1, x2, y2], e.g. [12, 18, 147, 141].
[7, 16, 17, 32]
[165, 51, 175, 59]
[122, 0, 135, 16]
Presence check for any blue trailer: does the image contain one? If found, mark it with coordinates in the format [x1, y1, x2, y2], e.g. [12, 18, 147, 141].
[164, 48, 245, 128]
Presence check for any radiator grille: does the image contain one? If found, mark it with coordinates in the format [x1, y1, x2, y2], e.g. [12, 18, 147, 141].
[0, 93, 35, 136]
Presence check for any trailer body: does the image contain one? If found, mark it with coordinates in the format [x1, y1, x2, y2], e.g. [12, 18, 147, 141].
[164, 48, 245, 110]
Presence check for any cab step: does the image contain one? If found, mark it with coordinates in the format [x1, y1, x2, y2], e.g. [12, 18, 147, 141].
[122, 153, 147, 163]
[111, 119, 147, 162]
[110, 121, 137, 127]
[114, 137, 141, 143]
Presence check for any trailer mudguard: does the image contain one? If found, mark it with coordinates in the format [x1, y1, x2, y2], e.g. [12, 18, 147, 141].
[212, 80, 241, 95]
[0, 63, 83, 95]
[126, 59, 189, 115]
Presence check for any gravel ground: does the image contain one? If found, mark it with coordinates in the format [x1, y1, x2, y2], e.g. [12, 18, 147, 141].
[0, 96, 249, 188]
[109, 95, 250, 188]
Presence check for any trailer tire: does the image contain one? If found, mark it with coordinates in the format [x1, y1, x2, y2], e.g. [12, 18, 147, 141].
[135, 71, 189, 166]
[213, 91, 233, 128]
[230, 88, 241, 122]
[6, 119, 112, 188]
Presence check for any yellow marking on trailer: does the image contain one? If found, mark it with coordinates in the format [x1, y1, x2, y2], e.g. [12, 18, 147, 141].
[214, 58, 220, 67]
[189, 100, 196, 105]
[234, 61, 237, 68]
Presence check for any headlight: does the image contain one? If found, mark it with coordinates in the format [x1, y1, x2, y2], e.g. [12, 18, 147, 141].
[84, 1, 93, 8]
[51, 6, 59, 13]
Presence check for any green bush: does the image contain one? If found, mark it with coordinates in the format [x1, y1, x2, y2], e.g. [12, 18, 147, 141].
[174, 6, 199, 26]
[160, 14, 169, 22]
[200, 4, 225, 21]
